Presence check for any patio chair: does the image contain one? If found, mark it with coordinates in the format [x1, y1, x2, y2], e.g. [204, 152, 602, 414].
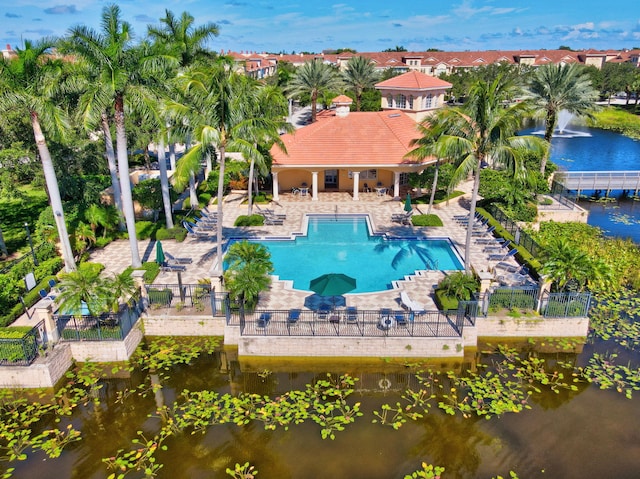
[165, 252, 193, 264]
[488, 248, 517, 261]
[483, 241, 511, 253]
[494, 262, 528, 274]
[317, 305, 330, 320]
[160, 261, 187, 273]
[287, 309, 301, 323]
[475, 237, 507, 246]
[183, 221, 210, 237]
[263, 216, 284, 225]
[345, 306, 358, 322]
[400, 291, 425, 312]
[48, 279, 57, 289]
[257, 312, 271, 327]
[394, 311, 408, 326]
[391, 210, 413, 225]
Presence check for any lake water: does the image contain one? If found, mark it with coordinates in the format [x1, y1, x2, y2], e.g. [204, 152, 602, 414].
[9, 337, 640, 479]
[523, 125, 640, 243]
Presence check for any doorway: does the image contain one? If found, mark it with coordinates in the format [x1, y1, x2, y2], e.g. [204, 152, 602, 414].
[324, 169, 338, 189]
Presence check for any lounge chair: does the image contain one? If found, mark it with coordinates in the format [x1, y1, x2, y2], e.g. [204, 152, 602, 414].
[287, 309, 301, 323]
[400, 291, 425, 312]
[475, 237, 507, 246]
[183, 221, 210, 237]
[345, 306, 358, 322]
[317, 306, 330, 320]
[483, 241, 511, 253]
[472, 225, 496, 237]
[165, 252, 193, 264]
[263, 216, 284, 225]
[495, 262, 528, 274]
[160, 261, 186, 272]
[257, 312, 271, 327]
[391, 210, 413, 225]
[488, 248, 517, 261]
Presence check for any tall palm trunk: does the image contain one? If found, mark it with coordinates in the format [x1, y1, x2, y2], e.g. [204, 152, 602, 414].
[0, 225, 9, 257]
[247, 157, 255, 216]
[185, 134, 198, 208]
[311, 91, 318, 122]
[31, 112, 76, 272]
[169, 142, 176, 170]
[114, 95, 141, 267]
[540, 109, 557, 175]
[211, 144, 226, 276]
[464, 159, 483, 272]
[427, 160, 440, 215]
[101, 112, 125, 231]
[157, 136, 174, 228]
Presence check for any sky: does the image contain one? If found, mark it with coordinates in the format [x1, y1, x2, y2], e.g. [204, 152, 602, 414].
[2, 0, 640, 54]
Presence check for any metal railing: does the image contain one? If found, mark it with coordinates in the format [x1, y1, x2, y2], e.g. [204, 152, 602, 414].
[239, 308, 464, 338]
[0, 320, 47, 366]
[145, 284, 230, 320]
[54, 299, 142, 342]
[487, 205, 542, 257]
[555, 170, 640, 192]
[541, 291, 591, 318]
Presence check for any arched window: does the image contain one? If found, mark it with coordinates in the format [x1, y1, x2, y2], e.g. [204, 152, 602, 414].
[424, 94, 433, 109]
[396, 94, 406, 109]
[408, 95, 414, 109]
[387, 94, 393, 108]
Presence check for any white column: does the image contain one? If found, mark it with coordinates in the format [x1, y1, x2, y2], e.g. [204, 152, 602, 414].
[352, 171, 360, 201]
[393, 171, 401, 199]
[312, 171, 319, 201]
[272, 171, 280, 201]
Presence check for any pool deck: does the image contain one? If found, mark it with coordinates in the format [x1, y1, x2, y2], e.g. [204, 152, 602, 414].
[81, 182, 521, 315]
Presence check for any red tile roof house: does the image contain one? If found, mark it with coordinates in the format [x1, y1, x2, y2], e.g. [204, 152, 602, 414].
[270, 71, 452, 201]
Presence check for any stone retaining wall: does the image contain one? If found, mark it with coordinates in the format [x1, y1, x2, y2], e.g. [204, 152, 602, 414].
[476, 315, 589, 338]
[67, 326, 144, 362]
[238, 335, 465, 358]
[142, 316, 226, 336]
[0, 343, 72, 389]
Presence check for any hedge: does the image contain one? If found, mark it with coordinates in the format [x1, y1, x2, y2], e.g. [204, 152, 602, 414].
[434, 289, 459, 311]
[411, 214, 443, 227]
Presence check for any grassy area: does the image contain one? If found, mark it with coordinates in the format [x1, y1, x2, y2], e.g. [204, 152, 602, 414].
[414, 190, 465, 205]
[0, 186, 49, 255]
[411, 214, 444, 227]
[588, 107, 640, 139]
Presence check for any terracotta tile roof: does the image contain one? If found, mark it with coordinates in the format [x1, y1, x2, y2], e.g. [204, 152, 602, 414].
[332, 94, 353, 104]
[375, 70, 452, 90]
[271, 110, 428, 167]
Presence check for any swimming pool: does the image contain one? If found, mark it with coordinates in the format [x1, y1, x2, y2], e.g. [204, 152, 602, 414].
[230, 214, 463, 293]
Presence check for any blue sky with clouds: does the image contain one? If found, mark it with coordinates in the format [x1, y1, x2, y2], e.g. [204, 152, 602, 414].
[2, 1, 640, 53]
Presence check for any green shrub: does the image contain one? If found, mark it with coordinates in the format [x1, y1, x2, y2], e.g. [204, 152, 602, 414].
[252, 193, 270, 204]
[0, 326, 32, 338]
[411, 214, 443, 227]
[35, 257, 63, 281]
[234, 214, 264, 227]
[539, 197, 553, 206]
[434, 289, 459, 311]
[77, 262, 104, 280]
[433, 190, 465, 204]
[199, 193, 212, 205]
[123, 262, 160, 283]
[156, 226, 188, 242]
[135, 221, 157, 240]
[95, 236, 113, 248]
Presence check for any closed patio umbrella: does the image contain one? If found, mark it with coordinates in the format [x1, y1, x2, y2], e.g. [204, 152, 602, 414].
[155, 241, 165, 265]
[404, 193, 412, 212]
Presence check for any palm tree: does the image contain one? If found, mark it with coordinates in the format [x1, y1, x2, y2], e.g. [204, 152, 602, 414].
[540, 238, 612, 292]
[526, 63, 599, 175]
[148, 9, 219, 217]
[56, 266, 107, 316]
[66, 5, 175, 268]
[224, 262, 272, 306]
[244, 84, 291, 216]
[224, 241, 273, 271]
[0, 38, 77, 271]
[103, 270, 137, 313]
[168, 61, 278, 276]
[286, 59, 343, 122]
[423, 76, 547, 271]
[342, 56, 378, 112]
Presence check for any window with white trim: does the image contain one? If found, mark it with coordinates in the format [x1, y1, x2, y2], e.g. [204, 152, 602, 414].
[396, 94, 406, 109]
[387, 94, 393, 108]
[424, 93, 433, 109]
[408, 95, 414, 109]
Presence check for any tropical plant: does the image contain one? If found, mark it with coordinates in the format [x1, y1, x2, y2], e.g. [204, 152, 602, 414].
[0, 38, 77, 271]
[65, 4, 176, 267]
[223, 241, 273, 305]
[224, 241, 273, 271]
[526, 63, 599, 174]
[168, 61, 279, 277]
[286, 59, 344, 122]
[418, 76, 547, 271]
[540, 238, 613, 292]
[342, 56, 378, 112]
[437, 272, 479, 301]
[56, 265, 108, 316]
[103, 270, 137, 313]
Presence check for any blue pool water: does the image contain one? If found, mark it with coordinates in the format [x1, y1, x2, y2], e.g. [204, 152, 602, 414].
[232, 215, 463, 293]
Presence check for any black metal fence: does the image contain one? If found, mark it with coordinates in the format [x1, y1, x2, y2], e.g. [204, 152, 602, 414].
[239, 308, 464, 338]
[487, 205, 542, 257]
[55, 298, 143, 341]
[145, 284, 230, 320]
[0, 320, 47, 366]
[541, 291, 591, 318]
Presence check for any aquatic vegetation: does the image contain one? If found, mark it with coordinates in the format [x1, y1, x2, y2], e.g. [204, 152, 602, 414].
[579, 353, 640, 399]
